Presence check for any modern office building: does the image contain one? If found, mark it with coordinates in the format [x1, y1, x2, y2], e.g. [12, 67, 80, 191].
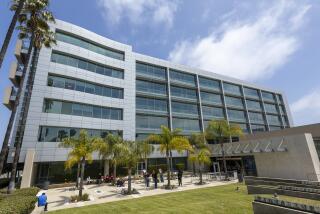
[3, 20, 293, 186]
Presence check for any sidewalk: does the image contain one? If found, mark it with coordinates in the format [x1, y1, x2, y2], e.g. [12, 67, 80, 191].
[36, 176, 237, 212]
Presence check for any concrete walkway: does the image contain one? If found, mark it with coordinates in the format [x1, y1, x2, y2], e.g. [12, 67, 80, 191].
[35, 176, 238, 212]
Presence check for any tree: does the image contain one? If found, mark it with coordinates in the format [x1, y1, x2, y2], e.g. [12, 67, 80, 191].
[188, 133, 207, 175]
[8, 0, 56, 193]
[116, 141, 143, 194]
[140, 140, 154, 172]
[0, 0, 25, 69]
[59, 130, 104, 198]
[147, 126, 192, 188]
[189, 148, 211, 184]
[99, 134, 123, 180]
[205, 120, 243, 178]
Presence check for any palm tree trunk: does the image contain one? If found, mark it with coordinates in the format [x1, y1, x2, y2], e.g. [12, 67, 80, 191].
[220, 139, 228, 179]
[199, 164, 203, 184]
[128, 167, 132, 194]
[166, 150, 171, 187]
[113, 162, 117, 179]
[7, 37, 35, 194]
[144, 158, 147, 171]
[192, 162, 196, 176]
[76, 162, 80, 188]
[0, 0, 25, 69]
[170, 150, 173, 172]
[79, 157, 85, 198]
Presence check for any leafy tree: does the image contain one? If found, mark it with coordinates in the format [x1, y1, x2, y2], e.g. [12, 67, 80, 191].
[147, 126, 192, 188]
[116, 141, 143, 194]
[59, 130, 104, 198]
[140, 140, 154, 172]
[0, 0, 25, 69]
[98, 134, 123, 180]
[205, 120, 243, 177]
[188, 133, 207, 175]
[189, 147, 211, 184]
[8, 0, 56, 193]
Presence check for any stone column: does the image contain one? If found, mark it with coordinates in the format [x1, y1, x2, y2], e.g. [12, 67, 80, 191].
[20, 149, 35, 188]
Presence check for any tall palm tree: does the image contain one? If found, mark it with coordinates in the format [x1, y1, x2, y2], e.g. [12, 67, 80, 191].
[147, 126, 192, 188]
[188, 133, 207, 175]
[116, 140, 143, 194]
[60, 130, 104, 198]
[8, 0, 55, 193]
[0, 0, 25, 69]
[140, 140, 154, 172]
[99, 134, 123, 180]
[205, 120, 243, 178]
[189, 147, 211, 184]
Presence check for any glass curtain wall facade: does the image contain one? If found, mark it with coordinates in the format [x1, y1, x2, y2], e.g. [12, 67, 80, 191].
[136, 62, 290, 141]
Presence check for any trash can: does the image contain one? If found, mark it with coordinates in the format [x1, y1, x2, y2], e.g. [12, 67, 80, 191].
[43, 181, 50, 190]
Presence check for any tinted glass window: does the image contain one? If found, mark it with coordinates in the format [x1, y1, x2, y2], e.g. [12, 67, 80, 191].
[170, 69, 195, 86]
[225, 96, 244, 108]
[201, 92, 222, 105]
[136, 62, 166, 80]
[227, 109, 247, 122]
[199, 77, 220, 91]
[223, 83, 241, 95]
[244, 87, 259, 99]
[170, 86, 197, 100]
[171, 102, 199, 115]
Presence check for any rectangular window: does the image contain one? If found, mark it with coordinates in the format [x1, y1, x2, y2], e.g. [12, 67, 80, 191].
[51, 52, 124, 79]
[201, 92, 222, 105]
[56, 31, 124, 60]
[225, 96, 244, 108]
[248, 112, 265, 124]
[38, 126, 121, 142]
[264, 103, 278, 114]
[136, 80, 167, 95]
[266, 115, 281, 126]
[172, 118, 200, 132]
[227, 109, 247, 122]
[47, 75, 123, 99]
[136, 62, 166, 80]
[199, 77, 220, 91]
[43, 99, 123, 120]
[170, 86, 197, 100]
[261, 91, 275, 102]
[244, 87, 259, 99]
[223, 83, 241, 95]
[202, 106, 224, 120]
[136, 97, 168, 112]
[136, 115, 168, 130]
[169, 69, 195, 86]
[246, 100, 262, 111]
[251, 124, 266, 133]
[171, 101, 199, 116]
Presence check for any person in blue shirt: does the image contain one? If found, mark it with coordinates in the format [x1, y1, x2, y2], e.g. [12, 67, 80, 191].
[38, 192, 48, 211]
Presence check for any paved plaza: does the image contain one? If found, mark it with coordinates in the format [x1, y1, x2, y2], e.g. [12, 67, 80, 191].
[35, 175, 237, 212]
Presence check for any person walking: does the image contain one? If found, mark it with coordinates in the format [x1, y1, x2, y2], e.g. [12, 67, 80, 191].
[178, 169, 183, 187]
[152, 170, 158, 189]
[159, 168, 164, 183]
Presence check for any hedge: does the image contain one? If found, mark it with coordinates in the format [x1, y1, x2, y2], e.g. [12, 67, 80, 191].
[0, 187, 39, 214]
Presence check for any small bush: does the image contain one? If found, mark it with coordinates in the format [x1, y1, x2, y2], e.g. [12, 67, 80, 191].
[0, 178, 9, 189]
[70, 193, 90, 202]
[0, 187, 39, 214]
[175, 163, 185, 170]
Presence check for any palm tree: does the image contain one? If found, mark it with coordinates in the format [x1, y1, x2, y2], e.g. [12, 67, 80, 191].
[116, 141, 143, 194]
[140, 140, 154, 172]
[205, 120, 243, 178]
[99, 134, 123, 180]
[189, 147, 211, 184]
[59, 130, 104, 198]
[147, 126, 192, 188]
[188, 133, 207, 175]
[0, 0, 26, 69]
[7, 0, 55, 193]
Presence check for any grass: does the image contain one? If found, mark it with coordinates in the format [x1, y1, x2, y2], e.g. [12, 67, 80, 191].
[51, 183, 320, 214]
[52, 184, 254, 214]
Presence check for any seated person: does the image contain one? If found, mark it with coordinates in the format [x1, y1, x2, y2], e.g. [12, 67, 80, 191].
[86, 176, 92, 184]
[38, 192, 48, 211]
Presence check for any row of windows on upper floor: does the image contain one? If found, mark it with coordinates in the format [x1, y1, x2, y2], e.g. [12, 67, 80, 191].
[136, 81, 287, 115]
[38, 126, 122, 142]
[51, 52, 124, 79]
[48, 75, 124, 99]
[136, 62, 284, 104]
[43, 99, 123, 120]
[135, 97, 289, 126]
[56, 31, 125, 61]
[135, 114, 285, 134]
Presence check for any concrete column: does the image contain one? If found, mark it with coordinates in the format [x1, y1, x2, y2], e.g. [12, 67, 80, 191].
[104, 159, 110, 176]
[20, 149, 35, 188]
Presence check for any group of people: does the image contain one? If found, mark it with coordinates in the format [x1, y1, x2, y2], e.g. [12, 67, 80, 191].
[143, 168, 184, 188]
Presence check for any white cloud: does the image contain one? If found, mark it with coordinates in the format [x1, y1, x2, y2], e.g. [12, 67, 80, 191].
[97, 0, 178, 28]
[168, 0, 311, 81]
[291, 89, 320, 125]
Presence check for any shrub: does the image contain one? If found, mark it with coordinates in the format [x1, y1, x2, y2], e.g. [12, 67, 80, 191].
[0, 178, 9, 189]
[70, 193, 90, 202]
[0, 187, 39, 214]
[175, 163, 185, 170]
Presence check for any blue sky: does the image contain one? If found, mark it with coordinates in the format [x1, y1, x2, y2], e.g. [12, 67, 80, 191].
[0, 0, 320, 143]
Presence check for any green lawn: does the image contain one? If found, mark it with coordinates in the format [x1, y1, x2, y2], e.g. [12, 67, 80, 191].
[52, 184, 254, 214]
